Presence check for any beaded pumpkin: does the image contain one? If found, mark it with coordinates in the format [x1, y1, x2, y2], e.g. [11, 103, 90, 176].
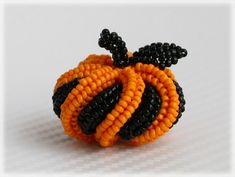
[52, 29, 187, 147]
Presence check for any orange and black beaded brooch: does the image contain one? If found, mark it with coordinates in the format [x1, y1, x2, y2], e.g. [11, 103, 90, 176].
[52, 29, 187, 147]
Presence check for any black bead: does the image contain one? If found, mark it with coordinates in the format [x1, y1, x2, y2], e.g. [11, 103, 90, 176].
[101, 33, 110, 40]
[181, 48, 188, 57]
[163, 43, 170, 50]
[165, 60, 172, 67]
[133, 51, 139, 57]
[170, 43, 176, 48]
[110, 32, 118, 41]
[171, 56, 178, 64]
[98, 38, 105, 47]
[118, 41, 126, 48]
[171, 49, 177, 56]
[138, 47, 145, 56]
[111, 46, 119, 54]
[150, 43, 157, 51]
[159, 63, 165, 70]
[101, 28, 110, 34]
[156, 42, 162, 47]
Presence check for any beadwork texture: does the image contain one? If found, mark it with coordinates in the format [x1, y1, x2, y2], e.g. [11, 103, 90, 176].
[52, 29, 188, 147]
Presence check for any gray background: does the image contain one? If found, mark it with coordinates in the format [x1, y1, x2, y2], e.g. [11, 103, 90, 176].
[4, 4, 230, 173]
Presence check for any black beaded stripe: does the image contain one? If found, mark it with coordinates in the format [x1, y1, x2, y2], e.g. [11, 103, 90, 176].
[52, 78, 80, 118]
[119, 83, 162, 140]
[77, 83, 123, 135]
[170, 80, 186, 128]
[98, 29, 129, 67]
[131, 43, 187, 70]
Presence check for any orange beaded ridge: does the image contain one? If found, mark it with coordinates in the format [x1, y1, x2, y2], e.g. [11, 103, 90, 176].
[52, 29, 187, 147]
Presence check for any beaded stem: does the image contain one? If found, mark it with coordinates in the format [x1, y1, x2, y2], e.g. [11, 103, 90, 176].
[98, 29, 129, 67]
[98, 28, 188, 70]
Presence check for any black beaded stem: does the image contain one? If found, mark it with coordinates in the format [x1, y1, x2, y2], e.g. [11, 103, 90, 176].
[170, 81, 186, 128]
[52, 78, 80, 118]
[77, 83, 123, 135]
[98, 28, 187, 70]
[98, 29, 129, 67]
[119, 83, 162, 140]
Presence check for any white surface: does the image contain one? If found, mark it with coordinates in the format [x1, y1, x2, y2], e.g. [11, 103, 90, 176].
[4, 4, 230, 173]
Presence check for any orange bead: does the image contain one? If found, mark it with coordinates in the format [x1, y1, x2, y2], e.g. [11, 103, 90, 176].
[126, 91, 134, 97]
[68, 94, 75, 100]
[139, 135, 146, 143]
[134, 91, 142, 97]
[170, 96, 179, 102]
[95, 70, 102, 76]
[128, 84, 136, 91]
[168, 108, 178, 117]
[118, 115, 127, 124]
[162, 102, 168, 107]
[163, 118, 172, 127]
[107, 127, 116, 136]
[96, 79, 102, 87]
[102, 131, 112, 140]
[90, 82, 97, 90]
[116, 105, 124, 113]
[107, 114, 115, 121]
[112, 110, 120, 117]
[65, 108, 73, 115]
[100, 140, 110, 147]
[126, 105, 135, 114]
[160, 108, 167, 115]
[135, 63, 142, 71]
[146, 75, 152, 82]
[159, 122, 169, 132]
[169, 90, 177, 97]
[123, 110, 131, 118]
[68, 103, 76, 111]
[152, 119, 158, 126]
[167, 113, 176, 123]
[169, 102, 178, 109]
[86, 77, 93, 83]
[91, 73, 97, 80]
[100, 76, 106, 83]
[119, 100, 128, 108]
[76, 94, 83, 102]
[131, 100, 139, 109]
[85, 86, 92, 95]
[157, 114, 164, 120]
[72, 99, 80, 107]
[144, 131, 151, 141]
[111, 125, 120, 133]
[162, 95, 169, 101]
[114, 119, 123, 127]
[151, 78, 158, 85]
[84, 70, 90, 76]
[159, 74, 167, 82]
[82, 90, 88, 97]
[146, 64, 154, 73]
[122, 95, 132, 102]
[80, 79, 88, 86]
[150, 129, 156, 139]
